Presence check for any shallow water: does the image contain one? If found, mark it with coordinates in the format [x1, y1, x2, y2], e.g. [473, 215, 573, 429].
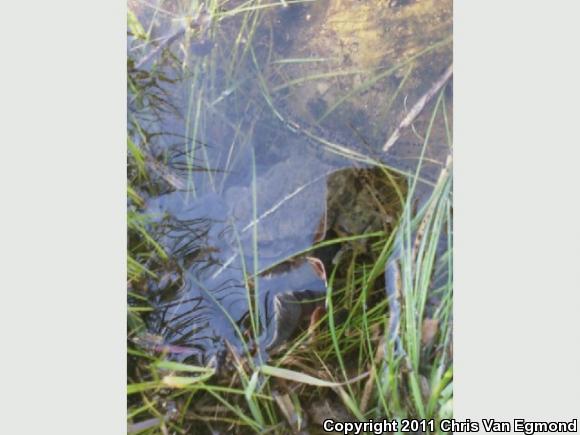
[128, 0, 452, 365]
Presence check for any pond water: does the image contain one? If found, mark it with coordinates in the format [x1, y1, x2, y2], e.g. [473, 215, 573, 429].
[128, 0, 452, 368]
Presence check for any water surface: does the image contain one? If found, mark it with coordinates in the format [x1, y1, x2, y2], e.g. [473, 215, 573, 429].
[128, 0, 452, 365]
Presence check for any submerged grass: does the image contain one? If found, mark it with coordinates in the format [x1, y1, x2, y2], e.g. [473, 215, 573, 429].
[127, 174, 452, 433]
[127, 1, 452, 433]
[127, 153, 452, 434]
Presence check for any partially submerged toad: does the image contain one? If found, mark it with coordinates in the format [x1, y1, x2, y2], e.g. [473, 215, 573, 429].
[139, 158, 403, 369]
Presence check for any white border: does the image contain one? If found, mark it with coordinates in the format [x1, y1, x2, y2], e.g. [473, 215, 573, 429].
[0, 0, 126, 433]
[455, 0, 580, 421]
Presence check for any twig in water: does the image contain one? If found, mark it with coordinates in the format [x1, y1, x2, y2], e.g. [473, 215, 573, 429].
[144, 154, 187, 190]
[383, 64, 453, 152]
[135, 8, 213, 69]
[135, 28, 186, 69]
